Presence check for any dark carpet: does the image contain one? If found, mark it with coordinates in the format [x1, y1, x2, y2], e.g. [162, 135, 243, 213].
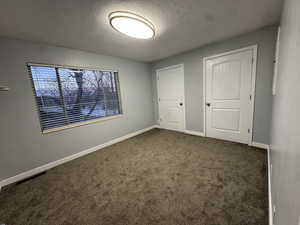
[0, 129, 268, 225]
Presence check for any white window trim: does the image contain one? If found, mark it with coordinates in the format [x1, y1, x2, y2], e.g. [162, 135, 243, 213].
[272, 26, 281, 96]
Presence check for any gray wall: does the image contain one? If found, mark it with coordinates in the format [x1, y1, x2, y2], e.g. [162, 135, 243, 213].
[151, 26, 277, 144]
[270, 0, 300, 224]
[0, 38, 155, 181]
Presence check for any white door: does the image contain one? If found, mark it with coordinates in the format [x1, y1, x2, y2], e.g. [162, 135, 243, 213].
[157, 65, 185, 131]
[205, 49, 255, 144]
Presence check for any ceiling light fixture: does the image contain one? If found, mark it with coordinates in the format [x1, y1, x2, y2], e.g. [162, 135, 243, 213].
[109, 11, 155, 39]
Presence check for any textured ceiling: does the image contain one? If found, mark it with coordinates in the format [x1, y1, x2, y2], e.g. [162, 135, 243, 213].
[0, 0, 283, 62]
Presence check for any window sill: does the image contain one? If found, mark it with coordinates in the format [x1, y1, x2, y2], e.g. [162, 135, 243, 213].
[42, 114, 123, 134]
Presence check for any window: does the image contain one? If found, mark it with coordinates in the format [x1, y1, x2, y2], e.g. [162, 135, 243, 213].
[28, 63, 122, 133]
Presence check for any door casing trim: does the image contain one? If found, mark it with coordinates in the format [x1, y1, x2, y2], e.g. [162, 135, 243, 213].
[156, 63, 186, 132]
[202, 45, 258, 145]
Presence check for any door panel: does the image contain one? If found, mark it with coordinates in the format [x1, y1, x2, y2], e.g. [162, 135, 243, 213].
[206, 50, 253, 144]
[212, 108, 240, 131]
[157, 65, 185, 131]
[212, 60, 241, 100]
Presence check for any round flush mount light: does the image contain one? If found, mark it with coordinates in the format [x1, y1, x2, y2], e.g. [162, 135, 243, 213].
[109, 11, 155, 39]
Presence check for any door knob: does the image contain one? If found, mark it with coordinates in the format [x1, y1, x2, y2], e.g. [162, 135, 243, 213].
[179, 103, 183, 106]
[206, 103, 211, 107]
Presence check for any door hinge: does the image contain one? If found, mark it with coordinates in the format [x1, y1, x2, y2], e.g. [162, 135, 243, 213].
[250, 94, 252, 100]
[248, 129, 251, 133]
[158, 98, 161, 102]
[252, 58, 254, 64]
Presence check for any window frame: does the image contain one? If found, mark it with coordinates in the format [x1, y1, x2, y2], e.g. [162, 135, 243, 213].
[27, 62, 123, 134]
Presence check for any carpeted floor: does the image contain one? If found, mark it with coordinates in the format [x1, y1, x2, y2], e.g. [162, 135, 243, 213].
[0, 129, 268, 225]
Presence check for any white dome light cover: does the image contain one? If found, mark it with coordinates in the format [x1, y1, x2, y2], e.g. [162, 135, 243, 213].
[109, 11, 155, 39]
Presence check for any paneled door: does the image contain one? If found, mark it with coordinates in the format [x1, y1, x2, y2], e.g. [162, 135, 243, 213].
[205, 48, 255, 144]
[157, 64, 185, 131]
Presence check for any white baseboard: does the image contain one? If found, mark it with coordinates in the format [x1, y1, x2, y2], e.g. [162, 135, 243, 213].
[252, 142, 273, 225]
[251, 142, 269, 150]
[267, 145, 273, 225]
[153, 125, 182, 132]
[184, 130, 205, 137]
[0, 125, 156, 190]
[154, 125, 205, 137]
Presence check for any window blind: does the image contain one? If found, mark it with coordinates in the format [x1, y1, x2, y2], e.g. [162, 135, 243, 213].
[28, 64, 122, 132]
